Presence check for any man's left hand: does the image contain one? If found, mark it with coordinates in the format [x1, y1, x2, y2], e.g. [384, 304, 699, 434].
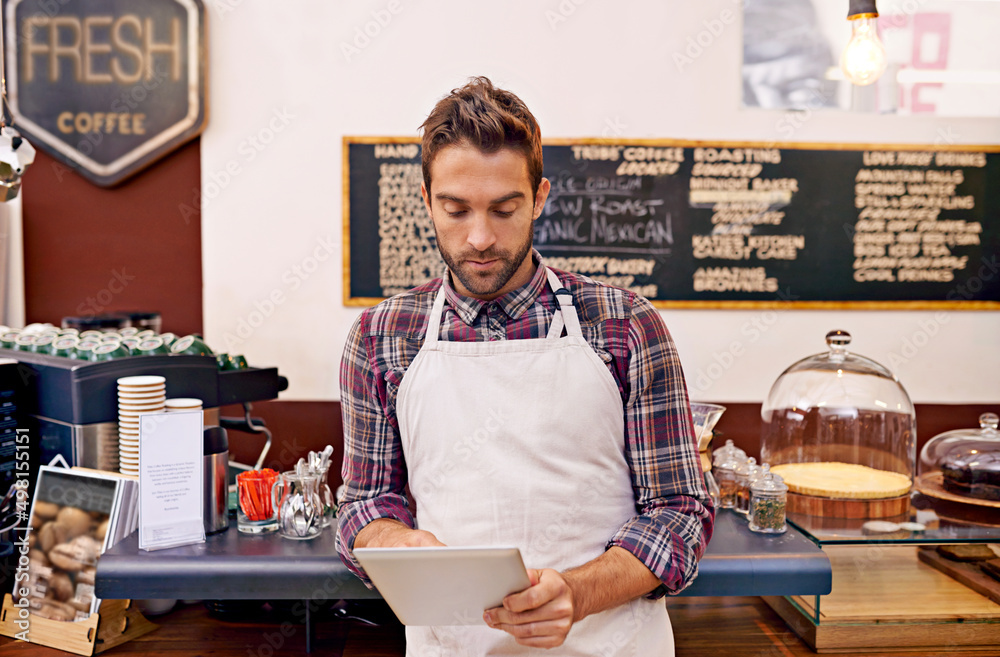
[483, 568, 577, 648]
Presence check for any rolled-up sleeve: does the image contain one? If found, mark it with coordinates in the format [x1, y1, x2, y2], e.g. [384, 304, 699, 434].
[608, 296, 715, 596]
[335, 311, 414, 586]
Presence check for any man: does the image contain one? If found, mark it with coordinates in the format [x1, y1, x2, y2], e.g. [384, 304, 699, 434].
[337, 76, 714, 655]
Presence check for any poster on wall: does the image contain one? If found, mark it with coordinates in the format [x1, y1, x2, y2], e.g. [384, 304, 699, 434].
[1, 0, 207, 187]
[344, 137, 1000, 309]
[742, 0, 1000, 117]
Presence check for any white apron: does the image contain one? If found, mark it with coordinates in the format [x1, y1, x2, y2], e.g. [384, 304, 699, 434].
[396, 269, 673, 657]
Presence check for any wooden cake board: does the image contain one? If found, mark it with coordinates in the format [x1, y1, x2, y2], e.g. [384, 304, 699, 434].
[763, 545, 1000, 653]
[785, 492, 909, 519]
[0, 594, 157, 656]
[917, 548, 1000, 606]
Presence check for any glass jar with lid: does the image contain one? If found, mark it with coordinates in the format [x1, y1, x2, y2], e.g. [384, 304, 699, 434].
[760, 330, 916, 517]
[713, 439, 745, 468]
[918, 412, 1000, 502]
[714, 451, 745, 509]
[749, 470, 788, 533]
[734, 457, 760, 515]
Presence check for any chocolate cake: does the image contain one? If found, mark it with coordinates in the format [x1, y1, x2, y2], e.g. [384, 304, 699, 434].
[940, 450, 1000, 501]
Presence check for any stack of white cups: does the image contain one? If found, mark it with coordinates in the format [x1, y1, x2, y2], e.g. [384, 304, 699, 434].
[116, 375, 166, 476]
[165, 398, 203, 414]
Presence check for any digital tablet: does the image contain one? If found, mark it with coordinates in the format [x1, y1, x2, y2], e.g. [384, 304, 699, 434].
[353, 546, 531, 626]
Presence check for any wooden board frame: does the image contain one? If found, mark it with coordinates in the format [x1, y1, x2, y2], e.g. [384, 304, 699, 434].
[342, 136, 1000, 310]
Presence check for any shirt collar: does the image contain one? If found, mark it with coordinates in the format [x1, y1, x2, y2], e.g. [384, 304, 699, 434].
[442, 249, 549, 325]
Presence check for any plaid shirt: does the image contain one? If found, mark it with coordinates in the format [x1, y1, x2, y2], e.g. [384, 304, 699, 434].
[336, 251, 715, 596]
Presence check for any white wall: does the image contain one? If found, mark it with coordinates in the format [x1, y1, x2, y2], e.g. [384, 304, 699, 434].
[201, 0, 1000, 404]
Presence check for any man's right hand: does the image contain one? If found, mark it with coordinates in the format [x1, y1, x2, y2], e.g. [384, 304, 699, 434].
[353, 518, 445, 549]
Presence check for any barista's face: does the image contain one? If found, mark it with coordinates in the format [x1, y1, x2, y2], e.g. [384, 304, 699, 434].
[422, 143, 550, 301]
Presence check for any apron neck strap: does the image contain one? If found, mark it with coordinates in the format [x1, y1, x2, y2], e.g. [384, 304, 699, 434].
[545, 269, 583, 339]
[424, 267, 584, 344]
[425, 284, 448, 345]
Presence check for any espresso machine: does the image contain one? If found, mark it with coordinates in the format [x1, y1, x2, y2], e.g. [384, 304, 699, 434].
[0, 349, 287, 473]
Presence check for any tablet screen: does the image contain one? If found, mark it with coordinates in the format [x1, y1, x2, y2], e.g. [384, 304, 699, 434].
[353, 546, 531, 626]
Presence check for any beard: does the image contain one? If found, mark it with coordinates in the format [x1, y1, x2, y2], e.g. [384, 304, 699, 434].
[436, 227, 533, 299]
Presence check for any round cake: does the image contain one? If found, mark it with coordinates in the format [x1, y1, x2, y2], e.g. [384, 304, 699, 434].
[940, 451, 1000, 501]
[770, 462, 912, 499]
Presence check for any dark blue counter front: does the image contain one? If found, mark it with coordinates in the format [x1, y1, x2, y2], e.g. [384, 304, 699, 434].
[680, 509, 831, 597]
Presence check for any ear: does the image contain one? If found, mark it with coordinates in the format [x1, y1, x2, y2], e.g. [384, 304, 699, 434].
[532, 178, 551, 221]
[420, 182, 433, 217]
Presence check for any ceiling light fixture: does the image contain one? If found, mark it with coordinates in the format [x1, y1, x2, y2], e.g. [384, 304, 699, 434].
[842, 0, 888, 87]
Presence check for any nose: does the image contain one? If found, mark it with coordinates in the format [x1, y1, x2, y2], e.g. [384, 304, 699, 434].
[466, 213, 497, 252]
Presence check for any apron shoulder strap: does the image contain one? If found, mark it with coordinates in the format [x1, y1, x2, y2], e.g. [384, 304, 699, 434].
[544, 269, 583, 338]
[424, 284, 448, 345]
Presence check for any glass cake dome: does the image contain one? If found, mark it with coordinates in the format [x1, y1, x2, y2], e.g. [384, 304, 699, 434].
[760, 330, 916, 511]
[918, 413, 1000, 502]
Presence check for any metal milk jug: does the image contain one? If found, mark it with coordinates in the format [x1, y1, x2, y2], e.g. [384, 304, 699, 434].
[271, 470, 323, 540]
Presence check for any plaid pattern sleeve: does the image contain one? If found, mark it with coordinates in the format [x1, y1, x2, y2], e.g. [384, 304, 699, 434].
[606, 294, 716, 597]
[334, 299, 421, 586]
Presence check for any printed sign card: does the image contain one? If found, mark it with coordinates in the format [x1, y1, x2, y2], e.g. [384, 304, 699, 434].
[138, 411, 205, 551]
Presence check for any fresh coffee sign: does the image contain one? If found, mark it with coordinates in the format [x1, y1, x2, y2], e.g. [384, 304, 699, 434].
[2, 0, 206, 186]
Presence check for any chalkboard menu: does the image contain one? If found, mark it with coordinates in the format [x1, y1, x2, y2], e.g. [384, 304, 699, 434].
[343, 137, 999, 308]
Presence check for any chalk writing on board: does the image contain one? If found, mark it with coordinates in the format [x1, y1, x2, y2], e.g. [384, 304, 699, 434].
[686, 147, 800, 295]
[376, 161, 442, 296]
[536, 175, 673, 253]
[851, 151, 984, 285]
[345, 138, 999, 307]
[544, 256, 660, 299]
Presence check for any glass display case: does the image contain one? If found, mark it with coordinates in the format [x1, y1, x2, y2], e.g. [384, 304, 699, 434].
[760, 329, 916, 518]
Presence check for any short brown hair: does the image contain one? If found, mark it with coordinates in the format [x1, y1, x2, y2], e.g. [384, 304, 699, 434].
[420, 76, 543, 198]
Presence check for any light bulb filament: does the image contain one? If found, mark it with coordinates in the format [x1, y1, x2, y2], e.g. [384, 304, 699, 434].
[841, 16, 888, 86]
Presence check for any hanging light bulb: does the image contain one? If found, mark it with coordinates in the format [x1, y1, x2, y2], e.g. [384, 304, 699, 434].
[841, 0, 888, 86]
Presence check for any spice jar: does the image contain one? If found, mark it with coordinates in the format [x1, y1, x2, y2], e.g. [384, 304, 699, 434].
[715, 451, 745, 509]
[735, 457, 761, 515]
[749, 470, 788, 534]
